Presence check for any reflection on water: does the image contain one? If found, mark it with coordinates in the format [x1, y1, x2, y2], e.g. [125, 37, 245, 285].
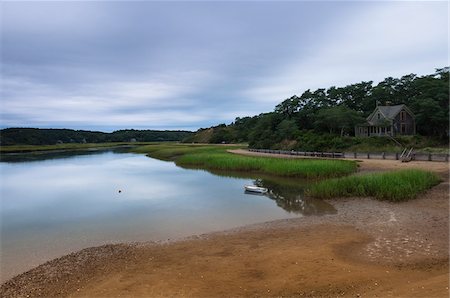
[0, 149, 335, 282]
[253, 178, 336, 215]
[0, 146, 133, 163]
[184, 167, 336, 215]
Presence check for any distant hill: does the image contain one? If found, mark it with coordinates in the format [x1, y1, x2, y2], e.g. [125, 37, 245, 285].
[182, 128, 215, 143]
[0, 128, 193, 145]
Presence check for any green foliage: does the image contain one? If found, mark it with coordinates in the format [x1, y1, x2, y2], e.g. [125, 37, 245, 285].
[208, 124, 237, 144]
[276, 119, 300, 140]
[307, 169, 440, 201]
[314, 106, 365, 135]
[131, 144, 227, 160]
[138, 144, 357, 178]
[185, 67, 449, 148]
[0, 128, 193, 146]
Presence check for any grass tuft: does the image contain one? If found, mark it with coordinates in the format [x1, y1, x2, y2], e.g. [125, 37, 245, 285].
[307, 169, 440, 201]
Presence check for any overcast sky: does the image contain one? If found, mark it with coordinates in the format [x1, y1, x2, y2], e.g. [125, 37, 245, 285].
[1, 1, 448, 132]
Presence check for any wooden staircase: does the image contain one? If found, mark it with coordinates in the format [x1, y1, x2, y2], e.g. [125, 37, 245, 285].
[400, 147, 414, 162]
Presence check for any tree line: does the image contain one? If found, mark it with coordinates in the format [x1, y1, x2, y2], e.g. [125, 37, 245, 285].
[184, 67, 449, 150]
[0, 128, 193, 145]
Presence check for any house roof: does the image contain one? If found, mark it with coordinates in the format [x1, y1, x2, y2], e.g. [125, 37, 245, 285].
[364, 104, 415, 126]
[355, 103, 416, 128]
[377, 104, 406, 119]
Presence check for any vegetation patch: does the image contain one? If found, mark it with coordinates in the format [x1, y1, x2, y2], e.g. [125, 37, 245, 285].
[307, 169, 440, 201]
[0, 128, 192, 146]
[135, 144, 357, 179]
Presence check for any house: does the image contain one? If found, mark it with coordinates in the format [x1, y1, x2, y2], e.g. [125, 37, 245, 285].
[355, 103, 415, 137]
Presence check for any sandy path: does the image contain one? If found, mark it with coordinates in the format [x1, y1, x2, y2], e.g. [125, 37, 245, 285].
[228, 148, 449, 175]
[1, 152, 448, 297]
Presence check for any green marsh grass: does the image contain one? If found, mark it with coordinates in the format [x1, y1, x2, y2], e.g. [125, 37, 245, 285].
[137, 144, 357, 178]
[307, 169, 440, 201]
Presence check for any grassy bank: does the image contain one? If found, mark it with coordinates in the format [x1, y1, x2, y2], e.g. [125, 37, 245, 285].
[307, 169, 440, 201]
[134, 144, 357, 179]
[0, 142, 153, 153]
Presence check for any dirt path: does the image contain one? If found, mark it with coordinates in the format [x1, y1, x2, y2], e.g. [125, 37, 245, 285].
[228, 148, 449, 176]
[1, 152, 448, 297]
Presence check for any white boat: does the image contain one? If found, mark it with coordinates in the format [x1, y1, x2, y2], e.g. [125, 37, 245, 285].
[244, 185, 268, 193]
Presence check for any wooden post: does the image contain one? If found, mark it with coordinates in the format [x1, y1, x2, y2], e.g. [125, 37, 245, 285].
[428, 153, 432, 161]
[382, 152, 385, 159]
[367, 153, 370, 159]
[354, 152, 357, 158]
[396, 152, 399, 160]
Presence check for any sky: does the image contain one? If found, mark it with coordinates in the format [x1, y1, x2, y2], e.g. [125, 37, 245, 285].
[1, 1, 448, 132]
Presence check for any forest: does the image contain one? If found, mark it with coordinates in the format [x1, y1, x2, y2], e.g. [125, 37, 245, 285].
[0, 128, 193, 145]
[184, 67, 449, 151]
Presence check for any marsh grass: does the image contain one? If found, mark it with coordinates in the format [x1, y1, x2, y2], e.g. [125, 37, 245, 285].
[307, 169, 440, 201]
[137, 144, 357, 178]
[132, 144, 229, 160]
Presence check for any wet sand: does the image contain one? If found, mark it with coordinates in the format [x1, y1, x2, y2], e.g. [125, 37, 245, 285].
[1, 154, 448, 297]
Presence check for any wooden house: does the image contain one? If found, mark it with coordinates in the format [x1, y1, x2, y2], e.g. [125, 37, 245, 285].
[355, 104, 415, 137]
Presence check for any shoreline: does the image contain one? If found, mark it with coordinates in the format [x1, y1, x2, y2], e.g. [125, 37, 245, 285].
[1, 157, 448, 297]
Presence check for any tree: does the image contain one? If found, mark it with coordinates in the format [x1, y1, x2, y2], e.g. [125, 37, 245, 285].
[328, 82, 373, 113]
[274, 95, 300, 118]
[314, 106, 365, 136]
[276, 119, 299, 140]
[410, 68, 449, 138]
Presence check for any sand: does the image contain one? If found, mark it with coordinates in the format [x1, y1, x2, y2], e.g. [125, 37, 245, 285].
[1, 152, 448, 297]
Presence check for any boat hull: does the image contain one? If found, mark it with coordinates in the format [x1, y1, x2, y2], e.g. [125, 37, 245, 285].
[244, 185, 268, 193]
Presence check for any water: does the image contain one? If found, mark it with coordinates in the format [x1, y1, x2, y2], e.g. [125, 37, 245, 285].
[0, 149, 335, 282]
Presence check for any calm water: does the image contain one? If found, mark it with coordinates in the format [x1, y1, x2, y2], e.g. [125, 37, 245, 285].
[0, 149, 335, 282]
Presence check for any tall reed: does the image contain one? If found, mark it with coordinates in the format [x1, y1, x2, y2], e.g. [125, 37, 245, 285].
[307, 169, 440, 201]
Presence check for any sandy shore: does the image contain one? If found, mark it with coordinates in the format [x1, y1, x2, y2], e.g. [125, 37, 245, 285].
[1, 154, 448, 297]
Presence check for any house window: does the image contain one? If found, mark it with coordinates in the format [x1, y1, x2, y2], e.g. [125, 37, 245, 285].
[377, 113, 381, 119]
[400, 111, 406, 121]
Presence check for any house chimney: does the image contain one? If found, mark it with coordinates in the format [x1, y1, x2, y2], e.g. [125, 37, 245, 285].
[385, 101, 391, 106]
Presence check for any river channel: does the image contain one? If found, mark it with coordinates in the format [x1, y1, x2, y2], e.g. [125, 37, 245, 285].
[0, 149, 335, 282]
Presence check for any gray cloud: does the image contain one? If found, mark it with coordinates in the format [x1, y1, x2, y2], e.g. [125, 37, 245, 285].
[1, 1, 447, 131]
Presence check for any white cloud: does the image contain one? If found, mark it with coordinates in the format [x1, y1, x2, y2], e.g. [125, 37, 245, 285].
[1, 70, 215, 128]
[243, 2, 448, 105]
[2, 2, 447, 130]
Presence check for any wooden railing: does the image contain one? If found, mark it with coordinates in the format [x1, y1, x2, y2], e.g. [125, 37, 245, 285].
[247, 149, 449, 162]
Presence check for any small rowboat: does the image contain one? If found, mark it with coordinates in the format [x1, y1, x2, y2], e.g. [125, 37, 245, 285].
[244, 185, 268, 193]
